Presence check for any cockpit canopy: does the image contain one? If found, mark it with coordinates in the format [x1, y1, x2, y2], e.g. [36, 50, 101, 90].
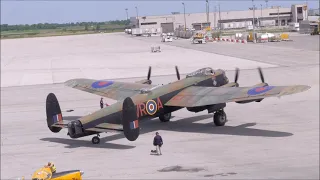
[186, 67, 214, 78]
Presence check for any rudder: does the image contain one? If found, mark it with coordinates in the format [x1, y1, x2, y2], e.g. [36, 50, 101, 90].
[46, 93, 63, 133]
[122, 97, 140, 141]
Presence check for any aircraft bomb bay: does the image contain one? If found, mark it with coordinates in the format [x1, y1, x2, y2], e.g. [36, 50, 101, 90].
[1, 32, 319, 179]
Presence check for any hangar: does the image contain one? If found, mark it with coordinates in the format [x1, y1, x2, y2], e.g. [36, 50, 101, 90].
[129, 4, 313, 32]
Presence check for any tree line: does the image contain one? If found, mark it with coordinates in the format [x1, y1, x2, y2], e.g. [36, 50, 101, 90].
[1, 19, 130, 31]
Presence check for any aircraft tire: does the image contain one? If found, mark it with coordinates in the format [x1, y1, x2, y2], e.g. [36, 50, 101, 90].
[159, 112, 171, 122]
[92, 136, 100, 144]
[49, 126, 62, 133]
[213, 110, 227, 126]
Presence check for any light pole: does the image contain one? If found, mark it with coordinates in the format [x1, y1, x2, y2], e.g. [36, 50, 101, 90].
[135, 6, 139, 28]
[260, 4, 262, 27]
[206, 0, 210, 27]
[135, 6, 138, 19]
[265, 0, 268, 8]
[305, 0, 308, 20]
[252, 0, 256, 43]
[214, 5, 217, 29]
[125, 8, 128, 20]
[307, 0, 308, 20]
[182, 2, 186, 31]
[277, 6, 280, 28]
[218, 2, 221, 34]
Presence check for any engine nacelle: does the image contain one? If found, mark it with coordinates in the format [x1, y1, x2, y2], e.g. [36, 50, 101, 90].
[235, 98, 264, 104]
[207, 103, 226, 113]
[187, 103, 226, 113]
[187, 106, 208, 113]
[67, 120, 95, 139]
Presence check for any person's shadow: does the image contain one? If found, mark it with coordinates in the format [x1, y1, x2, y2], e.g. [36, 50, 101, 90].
[40, 114, 292, 149]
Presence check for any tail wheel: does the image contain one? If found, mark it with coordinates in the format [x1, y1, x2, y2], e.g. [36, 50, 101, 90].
[159, 112, 171, 122]
[213, 110, 227, 126]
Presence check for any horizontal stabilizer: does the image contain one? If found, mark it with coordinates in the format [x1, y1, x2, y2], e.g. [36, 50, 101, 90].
[51, 121, 69, 128]
[86, 123, 123, 133]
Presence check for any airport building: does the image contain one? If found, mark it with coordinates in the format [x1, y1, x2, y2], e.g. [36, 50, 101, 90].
[129, 4, 318, 33]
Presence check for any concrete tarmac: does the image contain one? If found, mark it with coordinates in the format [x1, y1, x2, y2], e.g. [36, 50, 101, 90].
[133, 34, 319, 67]
[1, 33, 276, 87]
[256, 35, 320, 52]
[1, 33, 319, 179]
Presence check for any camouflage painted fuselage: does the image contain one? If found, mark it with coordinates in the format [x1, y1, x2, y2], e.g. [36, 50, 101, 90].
[50, 66, 310, 140]
[77, 69, 229, 132]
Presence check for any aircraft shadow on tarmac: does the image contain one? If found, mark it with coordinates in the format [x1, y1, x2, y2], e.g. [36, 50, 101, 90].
[41, 137, 135, 149]
[40, 114, 293, 149]
[41, 116, 135, 149]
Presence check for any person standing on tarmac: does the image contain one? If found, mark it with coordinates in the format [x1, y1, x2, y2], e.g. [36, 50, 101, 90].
[45, 162, 56, 173]
[100, 98, 104, 109]
[100, 97, 109, 109]
[153, 132, 163, 155]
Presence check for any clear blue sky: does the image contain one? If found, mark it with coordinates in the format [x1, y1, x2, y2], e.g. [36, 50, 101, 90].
[1, 0, 319, 25]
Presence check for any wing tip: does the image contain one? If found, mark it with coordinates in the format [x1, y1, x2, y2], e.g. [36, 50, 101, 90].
[296, 85, 311, 92]
[278, 85, 311, 97]
[64, 79, 77, 87]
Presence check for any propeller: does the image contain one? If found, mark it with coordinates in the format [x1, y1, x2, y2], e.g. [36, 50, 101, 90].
[142, 66, 152, 84]
[175, 66, 180, 80]
[226, 67, 240, 87]
[258, 67, 264, 83]
[147, 66, 151, 81]
[234, 67, 239, 84]
[257, 67, 269, 86]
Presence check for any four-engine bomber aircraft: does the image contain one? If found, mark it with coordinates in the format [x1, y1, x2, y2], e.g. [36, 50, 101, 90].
[46, 66, 310, 144]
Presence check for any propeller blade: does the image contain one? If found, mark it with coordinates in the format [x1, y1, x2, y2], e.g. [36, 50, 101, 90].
[147, 66, 151, 80]
[235, 67, 239, 83]
[258, 67, 265, 83]
[175, 66, 180, 80]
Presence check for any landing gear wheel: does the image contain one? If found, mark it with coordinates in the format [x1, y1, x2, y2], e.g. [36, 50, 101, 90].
[92, 136, 100, 144]
[159, 112, 171, 122]
[213, 110, 227, 126]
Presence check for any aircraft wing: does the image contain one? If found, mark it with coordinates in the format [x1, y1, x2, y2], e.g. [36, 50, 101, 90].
[165, 85, 310, 107]
[64, 78, 156, 101]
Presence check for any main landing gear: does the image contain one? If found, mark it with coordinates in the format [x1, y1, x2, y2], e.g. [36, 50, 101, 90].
[213, 109, 227, 126]
[92, 134, 100, 144]
[159, 112, 171, 122]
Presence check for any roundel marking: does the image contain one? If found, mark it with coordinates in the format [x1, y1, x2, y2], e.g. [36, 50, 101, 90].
[247, 86, 274, 95]
[91, 80, 114, 88]
[146, 100, 157, 115]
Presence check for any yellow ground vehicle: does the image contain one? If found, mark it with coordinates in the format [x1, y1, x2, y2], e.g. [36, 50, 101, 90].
[192, 32, 206, 44]
[21, 166, 84, 180]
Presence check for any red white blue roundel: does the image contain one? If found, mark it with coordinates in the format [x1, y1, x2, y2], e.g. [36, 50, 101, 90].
[247, 86, 274, 95]
[91, 80, 114, 88]
[146, 100, 157, 115]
